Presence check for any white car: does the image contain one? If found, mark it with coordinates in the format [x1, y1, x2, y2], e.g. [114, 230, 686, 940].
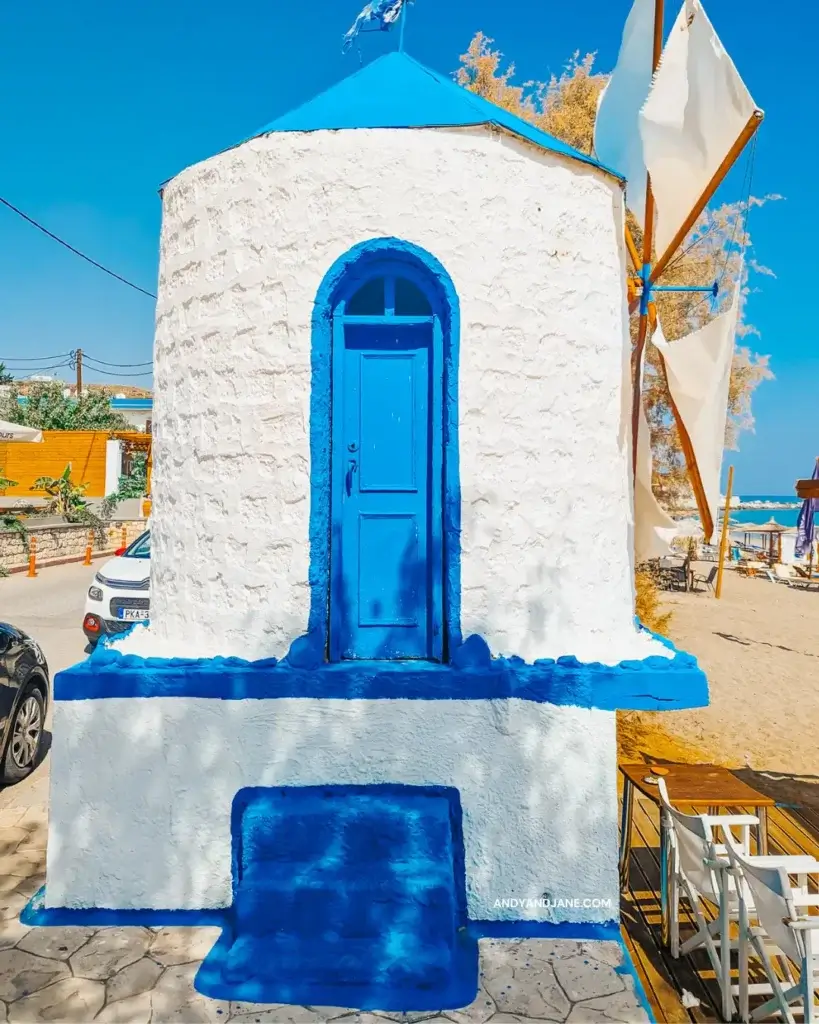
[83, 531, 151, 647]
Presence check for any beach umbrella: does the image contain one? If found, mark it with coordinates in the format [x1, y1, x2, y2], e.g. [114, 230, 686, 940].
[795, 458, 819, 559]
[0, 419, 42, 443]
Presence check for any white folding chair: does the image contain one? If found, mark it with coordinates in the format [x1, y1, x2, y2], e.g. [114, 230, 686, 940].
[657, 777, 759, 1020]
[724, 832, 819, 1022]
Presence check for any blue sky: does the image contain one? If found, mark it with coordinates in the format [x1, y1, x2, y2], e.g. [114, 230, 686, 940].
[0, 0, 814, 493]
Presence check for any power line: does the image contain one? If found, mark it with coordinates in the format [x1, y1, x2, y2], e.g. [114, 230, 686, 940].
[1, 360, 73, 370]
[78, 365, 153, 378]
[0, 353, 71, 363]
[1, 353, 153, 375]
[9, 362, 74, 375]
[0, 196, 158, 300]
[82, 354, 153, 368]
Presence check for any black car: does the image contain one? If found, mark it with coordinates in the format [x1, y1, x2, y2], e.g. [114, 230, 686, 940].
[0, 623, 49, 784]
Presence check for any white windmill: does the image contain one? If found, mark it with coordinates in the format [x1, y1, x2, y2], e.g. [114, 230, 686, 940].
[594, 0, 763, 560]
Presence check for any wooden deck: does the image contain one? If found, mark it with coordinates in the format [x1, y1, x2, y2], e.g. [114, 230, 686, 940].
[620, 769, 819, 1022]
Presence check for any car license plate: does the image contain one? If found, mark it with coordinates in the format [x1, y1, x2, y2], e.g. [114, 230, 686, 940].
[118, 609, 149, 621]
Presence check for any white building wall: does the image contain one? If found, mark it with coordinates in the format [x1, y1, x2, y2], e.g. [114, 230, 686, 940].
[133, 126, 655, 664]
[45, 696, 618, 921]
[116, 408, 151, 431]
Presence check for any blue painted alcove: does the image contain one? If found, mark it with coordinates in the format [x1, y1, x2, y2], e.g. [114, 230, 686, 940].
[303, 237, 462, 665]
[192, 783, 478, 1009]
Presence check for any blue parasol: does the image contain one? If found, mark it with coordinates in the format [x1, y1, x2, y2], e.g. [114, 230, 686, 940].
[795, 457, 819, 559]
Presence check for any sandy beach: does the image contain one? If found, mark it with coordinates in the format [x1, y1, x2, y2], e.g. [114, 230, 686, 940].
[621, 565, 819, 777]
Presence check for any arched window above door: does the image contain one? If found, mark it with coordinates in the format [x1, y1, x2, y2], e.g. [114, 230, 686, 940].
[344, 274, 432, 318]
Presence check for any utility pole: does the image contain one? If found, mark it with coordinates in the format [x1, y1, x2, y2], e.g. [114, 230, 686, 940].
[75, 348, 83, 396]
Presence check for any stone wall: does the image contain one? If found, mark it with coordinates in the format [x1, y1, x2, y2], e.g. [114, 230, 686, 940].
[0, 519, 147, 573]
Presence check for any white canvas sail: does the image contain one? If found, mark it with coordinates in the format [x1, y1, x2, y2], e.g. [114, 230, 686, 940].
[634, 374, 678, 564]
[593, 0, 655, 226]
[640, 0, 759, 261]
[652, 298, 739, 541]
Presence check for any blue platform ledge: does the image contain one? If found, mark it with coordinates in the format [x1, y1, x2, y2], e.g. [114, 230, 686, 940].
[54, 628, 708, 711]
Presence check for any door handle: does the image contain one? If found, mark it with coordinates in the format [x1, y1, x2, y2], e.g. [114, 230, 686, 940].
[345, 459, 358, 496]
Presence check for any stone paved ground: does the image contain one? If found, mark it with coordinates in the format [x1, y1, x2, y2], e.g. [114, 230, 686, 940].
[0, 801, 649, 1022]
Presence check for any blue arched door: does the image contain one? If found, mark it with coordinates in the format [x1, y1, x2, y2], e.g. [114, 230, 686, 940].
[330, 265, 443, 661]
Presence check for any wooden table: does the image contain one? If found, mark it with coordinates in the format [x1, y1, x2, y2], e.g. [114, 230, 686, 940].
[618, 763, 776, 946]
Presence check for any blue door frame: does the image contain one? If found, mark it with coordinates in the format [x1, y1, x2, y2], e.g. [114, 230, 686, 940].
[330, 264, 443, 661]
[306, 239, 461, 668]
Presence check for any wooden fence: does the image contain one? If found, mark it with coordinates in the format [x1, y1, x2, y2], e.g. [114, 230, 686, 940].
[0, 431, 109, 497]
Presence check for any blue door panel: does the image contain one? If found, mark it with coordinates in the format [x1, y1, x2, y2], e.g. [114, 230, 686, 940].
[359, 353, 418, 493]
[358, 514, 420, 627]
[335, 324, 434, 660]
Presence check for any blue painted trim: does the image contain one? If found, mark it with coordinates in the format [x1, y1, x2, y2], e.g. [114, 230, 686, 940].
[23, 888, 622, 941]
[20, 888, 225, 928]
[22, 891, 621, 938]
[54, 628, 709, 711]
[430, 314, 444, 657]
[617, 936, 656, 1023]
[639, 262, 652, 318]
[306, 237, 462, 666]
[329, 313, 346, 662]
[342, 314, 433, 325]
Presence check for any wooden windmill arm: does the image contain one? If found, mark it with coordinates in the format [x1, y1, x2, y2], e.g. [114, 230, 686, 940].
[656, 351, 714, 542]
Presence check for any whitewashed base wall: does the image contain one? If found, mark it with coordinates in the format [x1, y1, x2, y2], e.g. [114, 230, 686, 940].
[46, 697, 618, 924]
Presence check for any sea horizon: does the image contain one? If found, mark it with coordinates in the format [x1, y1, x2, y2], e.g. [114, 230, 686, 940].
[731, 494, 802, 528]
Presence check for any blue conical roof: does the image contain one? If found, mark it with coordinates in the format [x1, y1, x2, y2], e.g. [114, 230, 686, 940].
[248, 52, 622, 180]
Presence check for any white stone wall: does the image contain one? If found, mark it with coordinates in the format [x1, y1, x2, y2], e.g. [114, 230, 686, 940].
[134, 125, 656, 664]
[46, 696, 618, 922]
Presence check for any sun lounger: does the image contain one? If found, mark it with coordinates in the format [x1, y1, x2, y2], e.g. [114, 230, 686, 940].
[770, 563, 797, 585]
[737, 559, 765, 577]
[789, 577, 819, 591]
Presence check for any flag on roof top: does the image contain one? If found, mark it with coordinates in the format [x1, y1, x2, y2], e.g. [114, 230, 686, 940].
[343, 0, 408, 52]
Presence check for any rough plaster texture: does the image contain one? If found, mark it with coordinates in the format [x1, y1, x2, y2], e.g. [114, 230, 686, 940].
[45, 696, 618, 920]
[136, 124, 658, 664]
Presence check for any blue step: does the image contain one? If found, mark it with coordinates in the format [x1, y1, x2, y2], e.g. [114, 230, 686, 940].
[221, 932, 454, 991]
[239, 791, 454, 869]
[214, 785, 472, 1008]
[234, 872, 457, 940]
